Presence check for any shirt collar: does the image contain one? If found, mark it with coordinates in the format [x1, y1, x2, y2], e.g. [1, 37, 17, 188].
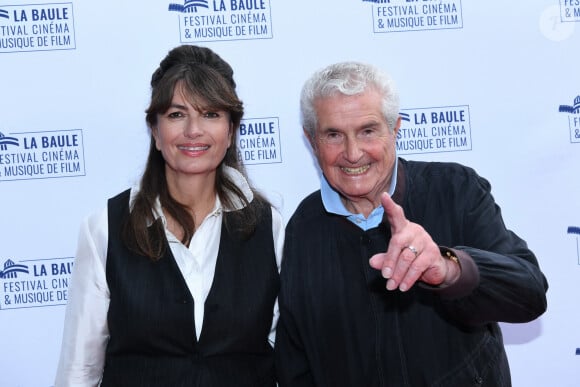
[221, 165, 254, 211]
[320, 159, 398, 230]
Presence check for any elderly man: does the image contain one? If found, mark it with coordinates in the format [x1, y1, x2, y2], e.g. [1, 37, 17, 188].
[275, 62, 548, 386]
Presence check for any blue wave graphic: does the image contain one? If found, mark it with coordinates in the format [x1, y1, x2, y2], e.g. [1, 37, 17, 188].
[0, 136, 19, 146]
[168, 0, 209, 12]
[559, 104, 580, 114]
[0, 9, 9, 20]
[0, 264, 29, 278]
[399, 112, 410, 122]
[568, 226, 580, 235]
[559, 95, 580, 113]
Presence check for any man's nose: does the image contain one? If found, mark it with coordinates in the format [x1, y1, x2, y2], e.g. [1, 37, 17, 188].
[344, 135, 363, 163]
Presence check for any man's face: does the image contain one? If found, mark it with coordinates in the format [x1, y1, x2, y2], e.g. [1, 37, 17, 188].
[307, 89, 400, 212]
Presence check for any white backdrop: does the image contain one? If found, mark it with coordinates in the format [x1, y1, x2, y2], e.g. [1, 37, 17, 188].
[1, 0, 579, 385]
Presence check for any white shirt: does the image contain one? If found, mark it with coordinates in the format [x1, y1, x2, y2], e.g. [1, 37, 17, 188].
[54, 167, 284, 386]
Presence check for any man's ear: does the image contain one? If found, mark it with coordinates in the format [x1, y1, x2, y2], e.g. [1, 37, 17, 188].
[393, 116, 402, 137]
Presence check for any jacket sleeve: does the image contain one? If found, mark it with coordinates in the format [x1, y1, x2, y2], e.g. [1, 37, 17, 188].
[424, 167, 548, 325]
[274, 224, 316, 387]
[274, 309, 316, 387]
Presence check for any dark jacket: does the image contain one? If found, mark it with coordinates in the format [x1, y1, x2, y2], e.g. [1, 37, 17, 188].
[275, 159, 548, 387]
[102, 189, 279, 387]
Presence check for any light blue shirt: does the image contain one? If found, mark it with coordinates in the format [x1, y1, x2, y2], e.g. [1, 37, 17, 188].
[320, 160, 398, 231]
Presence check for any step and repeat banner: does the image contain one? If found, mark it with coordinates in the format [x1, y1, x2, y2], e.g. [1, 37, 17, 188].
[1, 0, 579, 385]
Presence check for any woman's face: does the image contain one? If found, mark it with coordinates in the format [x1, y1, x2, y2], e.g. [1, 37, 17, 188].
[153, 84, 232, 182]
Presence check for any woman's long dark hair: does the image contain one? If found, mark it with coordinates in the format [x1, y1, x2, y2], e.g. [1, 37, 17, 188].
[122, 44, 268, 260]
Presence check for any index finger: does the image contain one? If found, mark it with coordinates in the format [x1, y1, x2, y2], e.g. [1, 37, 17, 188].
[381, 192, 408, 233]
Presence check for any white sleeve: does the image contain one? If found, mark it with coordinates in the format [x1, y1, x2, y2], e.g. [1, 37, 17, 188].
[54, 207, 110, 387]
[268, 206, 285, 347]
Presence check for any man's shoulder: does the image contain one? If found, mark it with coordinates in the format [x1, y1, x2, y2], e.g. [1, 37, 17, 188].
[288, 190, 324, 225]
[401, 159, 491, 199]
[403, 158, 481, 182]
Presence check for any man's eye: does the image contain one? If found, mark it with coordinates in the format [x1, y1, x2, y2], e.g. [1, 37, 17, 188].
[322, 132, 344, 144]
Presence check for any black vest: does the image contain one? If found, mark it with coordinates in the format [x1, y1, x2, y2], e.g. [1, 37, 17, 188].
[102, 189, 279, 387]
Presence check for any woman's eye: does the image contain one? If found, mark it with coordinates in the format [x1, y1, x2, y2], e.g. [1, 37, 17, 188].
[167, 111, 183, 119]
[203, 111, 219, 118]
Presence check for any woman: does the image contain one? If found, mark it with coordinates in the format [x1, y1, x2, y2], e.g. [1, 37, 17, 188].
[55, 45, 283, 386]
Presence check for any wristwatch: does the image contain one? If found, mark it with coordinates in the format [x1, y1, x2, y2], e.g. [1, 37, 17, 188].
[439, 246, 460, 265]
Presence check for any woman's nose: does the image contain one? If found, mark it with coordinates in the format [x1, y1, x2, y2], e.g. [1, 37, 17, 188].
[184, 117, 203, 138]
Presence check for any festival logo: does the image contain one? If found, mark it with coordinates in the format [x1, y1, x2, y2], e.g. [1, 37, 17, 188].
[0, 257, 73, 310]
[168, 0, 273, 42]
[0, 2, 75, 53]
[397, 105, 472, 155]
[363, 0, 463, 33]
[560, 0, 580, 23]
[568, 226, 580, 264]
[0, 129, 86, 181]
[236, 116, 281, 165]
[559, 95, 580, 143]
